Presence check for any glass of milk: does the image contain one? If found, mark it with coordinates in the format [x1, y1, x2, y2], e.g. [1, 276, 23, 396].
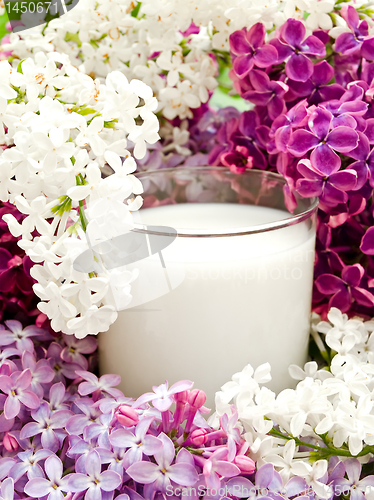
[98, 167, 318, 408]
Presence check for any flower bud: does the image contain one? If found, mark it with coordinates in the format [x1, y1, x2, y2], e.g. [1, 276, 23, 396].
[3, 433, 18, 452]
[174, 390, 189, 404]
[189, 428, 208, 446]
[116, 406, 139, 427]
[233, 455, 256, 474]
[188, 389, 206, 409]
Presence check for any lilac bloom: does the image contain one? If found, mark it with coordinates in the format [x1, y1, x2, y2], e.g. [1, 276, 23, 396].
[208, 117, 239, 166]
[296, 158, 357, 206]
[20, 402, 72, 452]
[47, 342, 83, 383]
[288, 107, 359, 174]
[0, 478, 14, 500]
[229, 110, 268, 169]
[0, 369, 39, 419]
[67, 436, 96, 474]
[133, 380, 193, 411]
[109, 416, 163, 468]
[269, 18, 326, 82]
[24, 455, 70, 500]
[96, 446, 127, 479]
[322, 85, 368, 131]
[335, 6, 374, 61]
[221, 145, 254, 173]
[201, 448, 240, 490]
[270, 100, 308, 153]
[22, 351, 54, 398]
[315, 264, 374, 312]
[66, 399, 102, 435]
[127, 433, 198, 492]
[83, 413, 113, 449]
[242, 70, 289, 120]
[61, 334, 97, 370]
[48, 382, 70, 412]
[68, 449, 122, 500]
[77, 371, 123, 398]
[361, 226, 374, 255]
[0, 348, 21, 369]
[97, 395, 134, 415]
[219, 409, 241, 462]
[254, 463, 283, 495]
[229, 23, 278, 78]
[348, 132, 374, 189]
[287, 61, 345, 105]
[332, 458, 374, 500]
[0, 320, 44, 352]
[9, 449, 52, 482]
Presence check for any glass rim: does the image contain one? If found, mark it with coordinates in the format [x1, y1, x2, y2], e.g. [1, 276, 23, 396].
[134, 166, 319, 238]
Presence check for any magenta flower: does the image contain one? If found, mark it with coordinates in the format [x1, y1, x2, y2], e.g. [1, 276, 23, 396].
[20, 402, 72, 452]
[315, 264, 374, 312]
[127, 433, 198, 492]
[110, 416, 163, 468]
[221, 145, 253, 173]
[24, 455, 70, 500]
[0, 369, 39, 419]
[242, 70, 289, 120]
[335, 6, 374, 61]
[288, 107, 359, 174]
[133, 380, 193, 411]
[269, 18, 326, 82]
[68, 449, 122, 499]
[229, 23, 278, 78]
[296, 158, 357, 206]
[287, 61, 345, 105]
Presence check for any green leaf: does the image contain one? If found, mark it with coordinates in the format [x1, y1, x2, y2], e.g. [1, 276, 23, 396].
[130, 2, 141, 18]
[17, 59, 26, 74]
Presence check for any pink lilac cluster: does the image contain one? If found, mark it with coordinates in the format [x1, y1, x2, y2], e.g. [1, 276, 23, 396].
[209, 8, 374, 318]
[0, 318, 259, 500]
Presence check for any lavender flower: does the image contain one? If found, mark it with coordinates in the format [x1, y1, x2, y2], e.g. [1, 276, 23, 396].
[24, 455, 70, 500]
[68, 449, 122, 499]
[0, 369, 39, 419]
[127, 433, 198, 493]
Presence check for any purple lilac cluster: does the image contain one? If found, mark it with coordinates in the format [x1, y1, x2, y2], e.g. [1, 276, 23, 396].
[209, 9, 374, 318]
[0, 317, 260, 500]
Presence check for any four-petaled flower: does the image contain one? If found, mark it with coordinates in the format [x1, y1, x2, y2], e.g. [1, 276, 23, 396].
[25, 455, 71, 500]
[0, 369, 39, 419]
[68, 449, 122, 500]
[127, 433, 199, 493]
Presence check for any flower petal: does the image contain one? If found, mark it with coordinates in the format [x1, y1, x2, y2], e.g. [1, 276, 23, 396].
[286, 53, 313, 82]
[288, 130, 319, 156]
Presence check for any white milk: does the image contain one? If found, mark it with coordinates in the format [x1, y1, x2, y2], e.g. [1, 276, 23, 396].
[99, 203, 316, 408]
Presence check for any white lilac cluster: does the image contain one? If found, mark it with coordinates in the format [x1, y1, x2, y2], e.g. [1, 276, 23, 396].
[212, 307, 374, 497]
[0, 51, 160, 337]
[3, 0, 374, 126]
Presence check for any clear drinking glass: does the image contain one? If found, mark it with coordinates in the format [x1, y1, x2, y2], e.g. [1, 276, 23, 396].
[98, 166, 318, 407]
